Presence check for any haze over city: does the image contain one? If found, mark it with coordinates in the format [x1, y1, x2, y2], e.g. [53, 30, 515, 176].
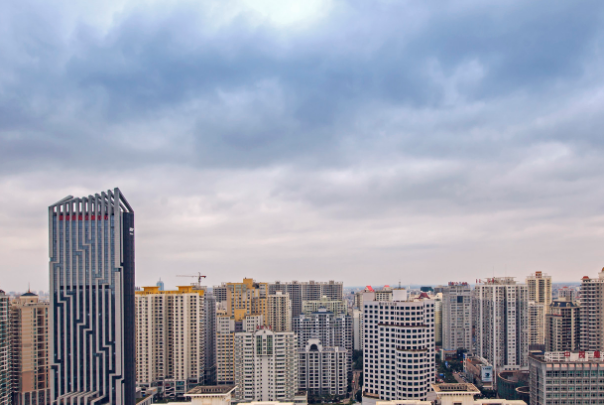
[2, 0, 604, 291]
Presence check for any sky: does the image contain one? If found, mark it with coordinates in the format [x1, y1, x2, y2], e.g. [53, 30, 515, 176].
[2, 0, 604, 292]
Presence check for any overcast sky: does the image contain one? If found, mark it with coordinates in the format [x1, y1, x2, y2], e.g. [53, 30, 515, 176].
[2, 0, 604, 292]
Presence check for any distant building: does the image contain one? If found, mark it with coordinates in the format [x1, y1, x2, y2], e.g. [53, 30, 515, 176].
[0, 290, 9, 405]
[529, 351, 604, 405]
[580, 269, 604, 351]
[302, 296, 348, 316]
[233, 327, 298, 402]
[557, 286, 578, 302]
[267, 292, 292, 332]
[269, 281, 343, 318]
[10, 292, 50, 405]
[442, 282, 472, 351]
[353, 309, 363, 351]
[362, 289, 436, 401]
[156, 278, 165, 291]
[205, 292, 217, 385]
[473, 278, 529, 381]
[526, 272, 552, 309]
[528, 301, 546, 347]
[546, 298, 580, 352]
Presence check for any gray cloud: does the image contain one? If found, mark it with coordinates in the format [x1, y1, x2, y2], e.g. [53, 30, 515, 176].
[1, 0, 604, 291]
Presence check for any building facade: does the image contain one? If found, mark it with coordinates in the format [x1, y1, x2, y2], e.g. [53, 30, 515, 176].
[441, 283, 472, 351]
[473, 278, 529, 376]
[10, 293, 50, 405]
[528, 301, 546, 347]
[233, 328, 298, 402]
[579, 269, 604, 351]
[0, 290, 9, 405]
[299, 340, 348, 397]
[546, 298, 580, 352]
[205, 292, 217, 385]
[362, 289, 436, 401]
[293, 309, 352, 356]
[302, 297, 348, 317]
[526, 272, 552, 309]
[269, 281, 343, 318]
[267, 292, 292, 332]
[135, 285, 206, 399]
[529, 351, 604, 405]
[49, 189, 135, 405]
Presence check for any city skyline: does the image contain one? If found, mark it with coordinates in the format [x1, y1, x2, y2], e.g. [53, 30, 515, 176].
[2, 1, 604, 293]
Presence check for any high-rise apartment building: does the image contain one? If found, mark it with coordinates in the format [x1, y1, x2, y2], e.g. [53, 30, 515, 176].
[0, 290, 9, 405]
[269, 281, 343, 318]
[9, 292, 50, 405]
[528, 301, 546, 347]
[233, 327, 298, 402]
[293, 309, 353, 355]
[353, 309, 362, 351]
[442, 282, 472, 351]
[557, 286, 578, 302]
[204, 292, 217, 385]
[302, 297, 348, 316]
[216, 279, 268, 384]
[362, 289, 436, 401]
[49, 189, 135, 405]
[212, 285, 228, 304]
[545, 298, 580, 352]
[526, 272, 552, 309]
[473, 278, 529, 376]
[135, 285, 205, 399]
[299, 339, 348, 397]
[580, 269, 604, 351]
[267, 292, 292, 332]
[529, 351, 604, 405]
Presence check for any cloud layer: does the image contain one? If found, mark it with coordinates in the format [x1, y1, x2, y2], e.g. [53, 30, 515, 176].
[2, 0, 604, 291]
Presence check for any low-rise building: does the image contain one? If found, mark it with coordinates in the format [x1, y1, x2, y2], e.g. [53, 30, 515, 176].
[463, 356, 494, 390]
[529, 351, 604, 405]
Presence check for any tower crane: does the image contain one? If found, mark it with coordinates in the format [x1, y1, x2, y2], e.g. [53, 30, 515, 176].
[176, 272, 207, 285]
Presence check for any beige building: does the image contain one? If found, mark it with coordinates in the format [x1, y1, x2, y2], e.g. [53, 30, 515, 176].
[267, 292, 292, 332]
[528, 301, 546, 346]
[526, 272, 552, 309]
[302, 296, 348, 316]
[9, 292, 50, 405]
[135, 285, 206, 399]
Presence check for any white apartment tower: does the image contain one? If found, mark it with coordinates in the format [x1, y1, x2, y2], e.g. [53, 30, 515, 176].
[135, 285, 205, 399]
[233, 327, 298, 402]
[473, 278, 529, 375]
[580, 269, 604, 351]
[362, 289, 436, 401]
[299, 339, 348, 397]
[442, 282, 472, 351]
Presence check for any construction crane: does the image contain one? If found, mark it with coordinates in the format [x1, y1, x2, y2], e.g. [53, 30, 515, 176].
[177, 272, 207, 285]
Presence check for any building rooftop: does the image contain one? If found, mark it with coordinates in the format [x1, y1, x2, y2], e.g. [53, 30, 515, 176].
[431, 383, 481, 394]
[185, 385, 236, 395]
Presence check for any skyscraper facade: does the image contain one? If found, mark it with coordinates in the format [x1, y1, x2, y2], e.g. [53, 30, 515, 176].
[268, 281, 343, 318]
[233, 328, 298, 402]
[9, 292, 50, 405]
[49, 189, 135, 405]
[266, 292, 292, 332]
[442, 282, 472, 351]
[526, 272, 552, 309]
[580, 269, 604, 351]
[473, 278, 529, 375]
[135, 285, 206, 399]
[0, 290, 9, 405]
[362, 289, 436, 401]
[545, 298, 580, 352]
[299, 340, 348, 397]
[204, 292, 217, 385]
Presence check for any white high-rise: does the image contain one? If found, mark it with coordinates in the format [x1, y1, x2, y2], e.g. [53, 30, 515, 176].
[362, 289, 436, 401]
[233, 327, 298, 402]
[135, 285, 205, 399]
[299, 339, 348, 397]
[473, 278, 529, 377]
[526, 272, 552, 309]
[442, 282, 472, 351]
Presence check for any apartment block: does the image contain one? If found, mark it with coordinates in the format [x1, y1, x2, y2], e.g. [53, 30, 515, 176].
[293, 309, 352, 355]
[135, 285, 205, 399]
[441, 282, 472, 351]
[269, 281, 343, 318]
[0, 290, 9, 405]
[205, 292, 217, 385]
[362, 289, 436, 401]
[233, 327, 298, 402]
[299, 339, 348, 397]
[302, 297, 348, 316]
[473, 278, 529, 377]
[528, 301, 546, 346]
[10, 292, 50, 405]
[529, 351, 604, 405]
[526, 272, 552, 309]
[267, 292, 292, 332]
[580, 269, 604, 351]
[546, 298, 580, 352]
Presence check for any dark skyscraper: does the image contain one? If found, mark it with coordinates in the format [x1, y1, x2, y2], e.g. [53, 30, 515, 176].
[49, 188, 135, 405]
